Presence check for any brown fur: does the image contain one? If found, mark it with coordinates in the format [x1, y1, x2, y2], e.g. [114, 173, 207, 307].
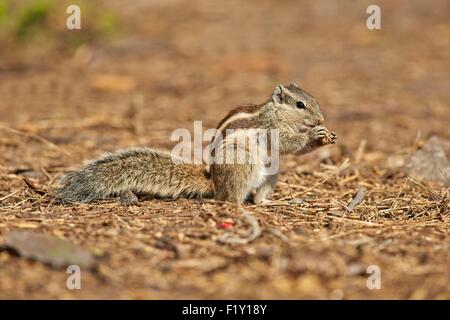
[216, 104, 260, 129]
[56, 148, 213, 203]
[209, 83, 335, 204]
[56, 83, 336, 204]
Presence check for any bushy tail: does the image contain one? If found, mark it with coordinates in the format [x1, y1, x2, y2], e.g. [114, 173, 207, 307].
[55, 148, 213, 204]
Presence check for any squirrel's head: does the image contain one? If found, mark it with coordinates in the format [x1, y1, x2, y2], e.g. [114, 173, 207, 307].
[271, 83, 324, 132]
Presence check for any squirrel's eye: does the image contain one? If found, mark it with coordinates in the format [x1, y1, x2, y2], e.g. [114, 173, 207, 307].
[296, 101, 306, 109]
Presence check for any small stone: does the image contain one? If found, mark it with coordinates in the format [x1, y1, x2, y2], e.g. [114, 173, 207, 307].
[346, 263, 366, 276]
[405, 136, 450, 184]
[289, 198, 304, 205]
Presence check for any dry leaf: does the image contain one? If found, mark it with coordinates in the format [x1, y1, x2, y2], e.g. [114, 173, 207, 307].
[4, 231, 97, 269]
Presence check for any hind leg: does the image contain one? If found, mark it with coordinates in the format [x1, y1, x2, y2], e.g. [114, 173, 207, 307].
[212, 164, 256, 204]
[253, 173, 278, 204]
[119, 190, 139, 205]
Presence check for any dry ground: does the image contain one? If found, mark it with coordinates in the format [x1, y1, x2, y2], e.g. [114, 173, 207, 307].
[0, 0, 449, 299]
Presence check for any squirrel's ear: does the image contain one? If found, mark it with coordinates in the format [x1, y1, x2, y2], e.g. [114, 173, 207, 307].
[272, 85, 285, 104]
[288, 82, 300, 89]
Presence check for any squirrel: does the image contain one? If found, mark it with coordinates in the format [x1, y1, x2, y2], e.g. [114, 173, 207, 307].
[55, 83, 337, 205]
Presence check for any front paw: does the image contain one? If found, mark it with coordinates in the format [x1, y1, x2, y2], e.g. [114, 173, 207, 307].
[322, 131, 337, 145]
[309, 126, 337, 145]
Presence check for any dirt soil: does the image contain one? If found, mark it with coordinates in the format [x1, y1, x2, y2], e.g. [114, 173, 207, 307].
[0, 0, 449, 299]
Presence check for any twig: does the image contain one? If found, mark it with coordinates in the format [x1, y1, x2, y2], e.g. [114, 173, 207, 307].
[325, 214, 382, 227]
[0, 191, 18, 202]
[40, 165, 52, 181]
[0, 199, 28, 210]
[154, 237, 180, 259]
[217, 208, 262, 245]
[407, 177, 442, 200]
[267, 228, 289, 242]
[347, 186, 366, 212]
[391, 179, 408, 210]
[438, 191, 448, 218]
[279, 158, 350, 201]
[0, 126, 71, 157]
[438, 168, 450, 184]
[355, 139, 366, 164]
[23, 178, 47, 196]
